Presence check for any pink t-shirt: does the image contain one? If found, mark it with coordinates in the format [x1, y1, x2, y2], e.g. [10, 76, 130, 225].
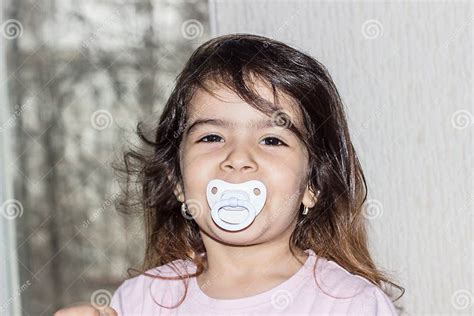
[110, 249, 399, 315]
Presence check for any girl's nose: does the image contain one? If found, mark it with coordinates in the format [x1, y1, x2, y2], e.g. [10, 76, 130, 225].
[220, 148, 258, 173]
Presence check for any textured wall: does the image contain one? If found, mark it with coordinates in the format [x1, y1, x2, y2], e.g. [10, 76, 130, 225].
[208, 0, 473, 314]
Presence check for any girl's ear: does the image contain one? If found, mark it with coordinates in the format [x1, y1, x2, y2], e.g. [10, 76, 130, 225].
[167, 172, 185, 202]
[173, 184, 185, 203]
[302, 184, 320, 208]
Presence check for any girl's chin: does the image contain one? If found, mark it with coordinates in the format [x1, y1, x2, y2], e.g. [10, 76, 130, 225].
[208, 221, 266, 241]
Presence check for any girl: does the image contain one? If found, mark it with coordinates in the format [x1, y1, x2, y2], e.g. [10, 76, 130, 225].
[56, 33, 404, 316]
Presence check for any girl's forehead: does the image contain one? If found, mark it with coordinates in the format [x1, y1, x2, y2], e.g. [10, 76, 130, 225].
[187, 82, 304, 129]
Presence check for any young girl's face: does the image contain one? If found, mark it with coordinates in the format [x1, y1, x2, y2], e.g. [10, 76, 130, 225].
[175, 80, 317, 245]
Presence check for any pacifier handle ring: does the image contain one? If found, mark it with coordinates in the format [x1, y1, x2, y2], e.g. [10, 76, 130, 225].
[212, 199, 256, 231]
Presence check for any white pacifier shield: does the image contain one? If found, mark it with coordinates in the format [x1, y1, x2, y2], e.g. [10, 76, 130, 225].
[206, 179, 267, 231]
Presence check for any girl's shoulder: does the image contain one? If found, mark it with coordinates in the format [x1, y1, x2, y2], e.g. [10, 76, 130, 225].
[307, 254, 398, 314]
[302, 251, 375, 296]
[122, 257, 196, 287]
[316, 256, 375, 295]
[110, 258, 196, 314]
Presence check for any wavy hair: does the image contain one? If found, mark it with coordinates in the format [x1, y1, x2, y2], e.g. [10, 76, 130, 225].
[112, 33, 405, 308]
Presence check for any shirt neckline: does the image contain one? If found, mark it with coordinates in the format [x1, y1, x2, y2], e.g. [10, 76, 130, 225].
[188, 248, 317, 310]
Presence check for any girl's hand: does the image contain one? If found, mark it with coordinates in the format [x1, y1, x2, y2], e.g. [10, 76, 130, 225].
[53, 304, 117, 316]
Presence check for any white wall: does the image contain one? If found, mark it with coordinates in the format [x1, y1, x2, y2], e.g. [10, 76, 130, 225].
[209, 0, 473, 314]
[0, 5, 22, 316]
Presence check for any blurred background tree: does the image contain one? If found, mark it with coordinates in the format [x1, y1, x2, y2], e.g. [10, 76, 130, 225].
[3, 0, 209, 314]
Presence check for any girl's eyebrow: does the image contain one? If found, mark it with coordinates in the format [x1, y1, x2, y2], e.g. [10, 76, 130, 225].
[185, 118, 290, 136]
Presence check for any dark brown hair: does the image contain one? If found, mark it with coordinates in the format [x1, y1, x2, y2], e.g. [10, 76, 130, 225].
[113, 33, 405, 309]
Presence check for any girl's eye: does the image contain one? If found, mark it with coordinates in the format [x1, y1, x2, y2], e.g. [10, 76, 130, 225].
[260, 137, 287, 147]
[198, 134, 224, 143]
[197, 134, 287, 147]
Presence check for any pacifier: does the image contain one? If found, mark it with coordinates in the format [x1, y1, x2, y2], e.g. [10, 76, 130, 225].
[206, 179, 267, 231]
